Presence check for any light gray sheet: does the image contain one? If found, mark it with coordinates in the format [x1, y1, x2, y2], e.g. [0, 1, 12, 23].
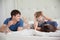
[0, 29, 60, 40]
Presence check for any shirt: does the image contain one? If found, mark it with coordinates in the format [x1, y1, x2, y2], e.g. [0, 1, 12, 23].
[4, 17, 24, 31]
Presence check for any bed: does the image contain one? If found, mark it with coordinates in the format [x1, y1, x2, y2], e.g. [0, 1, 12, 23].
[0, 19, 60, 40]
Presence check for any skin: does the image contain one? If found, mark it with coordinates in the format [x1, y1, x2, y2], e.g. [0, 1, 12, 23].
[34, 13, 52, 31]
[0, 14, 23, 33]
[22, 16, 30, 29]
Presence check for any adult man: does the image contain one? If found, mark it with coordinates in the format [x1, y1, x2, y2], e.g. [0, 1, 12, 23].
[0, 10, 24, 32]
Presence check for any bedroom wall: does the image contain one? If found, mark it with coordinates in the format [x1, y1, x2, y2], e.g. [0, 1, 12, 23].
[0, 0, 15, 26]
[16, 0, 60, 21]
[0, 0, 2, 26]
[0, 0, 60, 26]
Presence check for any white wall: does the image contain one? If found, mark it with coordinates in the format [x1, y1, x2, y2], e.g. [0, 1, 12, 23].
[0, 0, 15, 26]
[0, 0, 60, 26]
[16, 0, 60, 21]
[0, 0, 3, 26]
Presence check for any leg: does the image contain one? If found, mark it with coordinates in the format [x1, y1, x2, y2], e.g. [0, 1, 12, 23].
[46, 21, 58, 27]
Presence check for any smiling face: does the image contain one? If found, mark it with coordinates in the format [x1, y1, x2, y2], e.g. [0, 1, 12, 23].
[13, 14, 21, 21]
[11, 10, 21, 21]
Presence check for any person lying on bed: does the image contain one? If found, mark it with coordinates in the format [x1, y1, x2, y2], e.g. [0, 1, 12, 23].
[34, 11, 58, 32]
[0, 9, 24, 33]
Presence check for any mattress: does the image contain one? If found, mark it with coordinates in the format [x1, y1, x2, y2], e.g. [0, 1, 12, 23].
[0, 19, 60, 40]
[0, 29, 60, 40]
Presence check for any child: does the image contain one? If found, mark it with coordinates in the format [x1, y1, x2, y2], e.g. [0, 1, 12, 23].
[34, 11, 58, 32]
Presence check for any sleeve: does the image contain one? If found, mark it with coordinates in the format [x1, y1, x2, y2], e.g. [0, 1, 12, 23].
[3, 18, 9, 25]
[18, 19, 24, 27]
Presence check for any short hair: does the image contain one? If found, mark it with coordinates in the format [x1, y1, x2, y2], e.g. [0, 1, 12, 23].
[35, 11, 42, 18]
[11, 9, 21, 17]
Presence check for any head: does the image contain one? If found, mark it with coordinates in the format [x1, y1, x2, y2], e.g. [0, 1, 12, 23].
[34, 11, 43, 18]
[11, 9, 21, 21]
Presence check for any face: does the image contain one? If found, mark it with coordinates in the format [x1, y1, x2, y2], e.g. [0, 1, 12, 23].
[13, 14, 21, 21]
[37, 15, 42, 21]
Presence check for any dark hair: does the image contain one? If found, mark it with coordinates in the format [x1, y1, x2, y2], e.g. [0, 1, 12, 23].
[11, 9, 21, 17]
[41, 24, 57, 32]
[35, 11, 42, 18]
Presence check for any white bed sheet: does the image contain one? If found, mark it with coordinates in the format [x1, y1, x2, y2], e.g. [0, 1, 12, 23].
[0, 19, 60, 40]
[0, 29, 60, 40]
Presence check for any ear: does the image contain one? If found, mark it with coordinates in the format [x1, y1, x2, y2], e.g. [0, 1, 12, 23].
[12, 16, 15, 19]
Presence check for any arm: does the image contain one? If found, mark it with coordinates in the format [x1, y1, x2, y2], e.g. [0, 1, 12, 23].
[34, 20, 38, 30]
[22, 16, 30, 29]
[17, 19, 24, 31]
[0, 24, 11, 33]
[42, 14, 52, 21]
[17, 27, 23, 31]
[34, 15, 41, 31]
[0, 24, 6, 32]
[34, 19, 41, 31]
[34, 17, 40, 30]
[0, 18, 15, 33]
[0, 20, 14, 33]
[44, 16, 52, 20]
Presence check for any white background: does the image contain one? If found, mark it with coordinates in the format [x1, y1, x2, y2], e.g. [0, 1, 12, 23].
[0, 0, 60, 26]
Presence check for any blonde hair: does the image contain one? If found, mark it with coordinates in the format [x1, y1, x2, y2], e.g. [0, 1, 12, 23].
[35, 11, 42, 18]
